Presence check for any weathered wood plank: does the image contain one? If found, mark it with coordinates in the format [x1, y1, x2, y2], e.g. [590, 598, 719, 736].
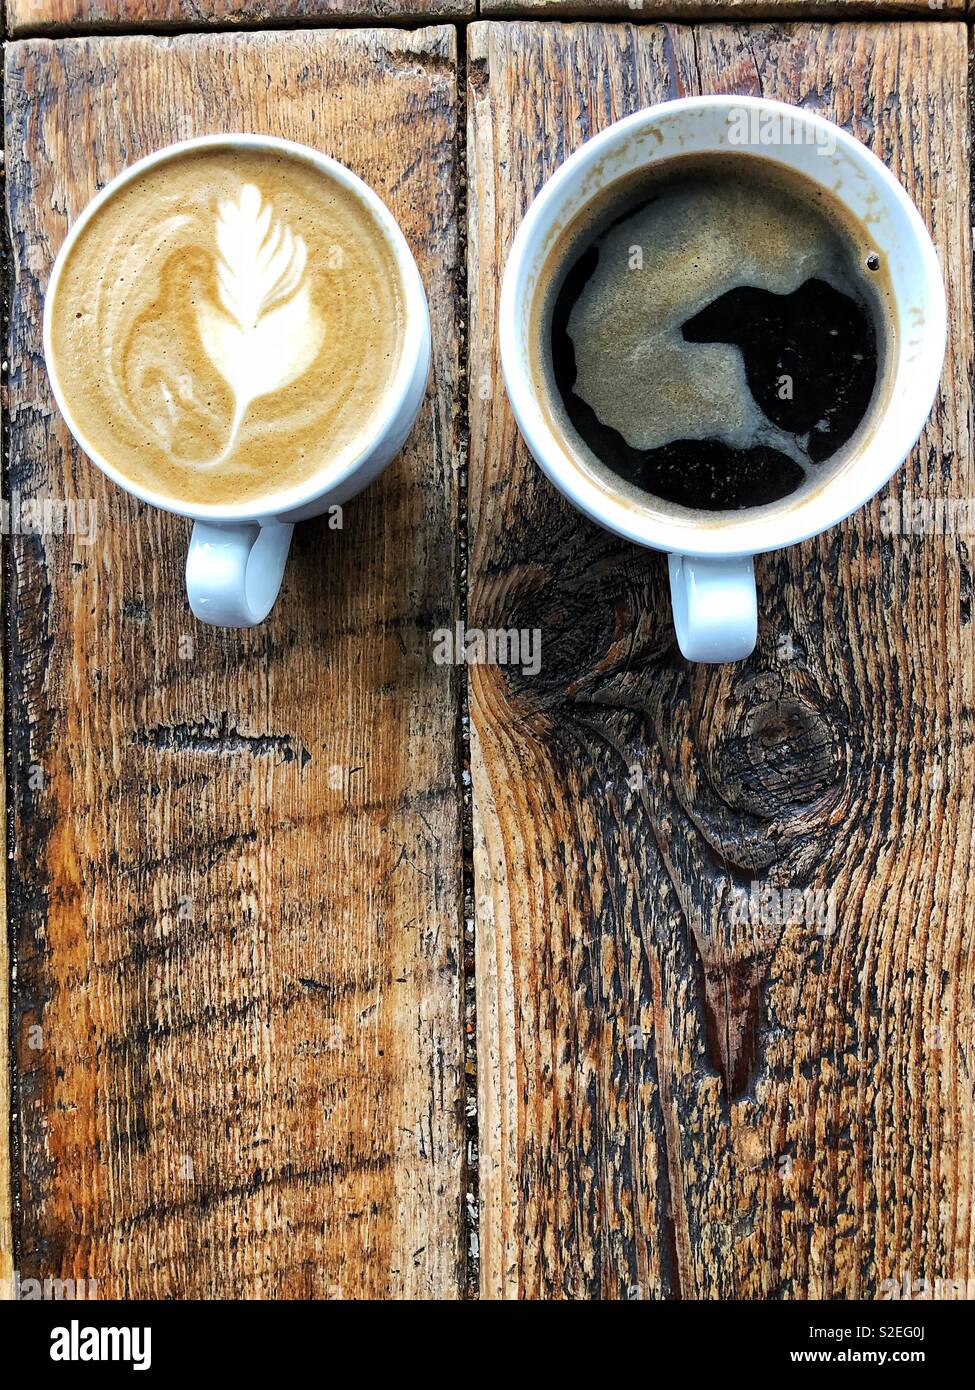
[6, 27, 465, 1300]
[7, 0, 473, 38]
[0, 521, 9, 1299]
[7, 0, 960, 32]
[480, 0, 962, 15]
[468, 19, 975, 1299]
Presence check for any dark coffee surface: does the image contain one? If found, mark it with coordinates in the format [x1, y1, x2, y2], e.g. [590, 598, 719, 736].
[539, 153, 887, 514]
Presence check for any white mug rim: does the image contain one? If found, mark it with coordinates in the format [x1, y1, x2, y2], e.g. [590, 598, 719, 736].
[42, 132, 428, 522]
[499, 95, 948, 558]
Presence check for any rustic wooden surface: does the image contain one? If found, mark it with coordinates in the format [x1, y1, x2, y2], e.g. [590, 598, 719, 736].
[3, 10, 974, 1307]
[468, 20, 975, 1299]
[6, 0, 473, 38]
[480, 0, 962, 16]
[6, 0, 962, 37]
[4, 26, 465, 1300]
[0, 538, 8, 1297]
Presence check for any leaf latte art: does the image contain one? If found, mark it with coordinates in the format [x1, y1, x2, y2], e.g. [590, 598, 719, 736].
[198, 185, 324, 467]
[49, 149, 406, 507]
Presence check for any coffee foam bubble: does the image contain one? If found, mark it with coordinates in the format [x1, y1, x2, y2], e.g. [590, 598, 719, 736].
[50, 149, 406, 508]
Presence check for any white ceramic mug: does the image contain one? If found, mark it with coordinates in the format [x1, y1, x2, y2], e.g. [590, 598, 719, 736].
[500, 96, 947, 663]
[44, 134, 431, 628]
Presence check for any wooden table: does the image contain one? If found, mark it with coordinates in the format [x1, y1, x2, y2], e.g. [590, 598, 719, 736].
[2, 2, 973, 1301]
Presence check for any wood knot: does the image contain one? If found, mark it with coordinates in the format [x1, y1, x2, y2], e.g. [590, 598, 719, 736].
[470, 518, 670, 710]
[468, 55, 489, 96]
[706, 681, 841, 821]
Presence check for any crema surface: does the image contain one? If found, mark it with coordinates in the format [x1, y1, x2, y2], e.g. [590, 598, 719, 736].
[50, 148, 406, 507]
[534, 153, 892, 514]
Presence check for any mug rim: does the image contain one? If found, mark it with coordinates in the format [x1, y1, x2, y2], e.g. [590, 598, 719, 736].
[42, 132, 429, 522]
[499, 95, 948, 559]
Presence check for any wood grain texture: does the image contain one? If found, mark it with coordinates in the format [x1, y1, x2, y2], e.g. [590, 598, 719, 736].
[5, 27, 465, 1300]
[6, 0, 473, 38]
[468, 20, 975, 1299]
[480, 1, 963, 17]
[0, 478, 9, 1299]
[6, 0, 957, 31]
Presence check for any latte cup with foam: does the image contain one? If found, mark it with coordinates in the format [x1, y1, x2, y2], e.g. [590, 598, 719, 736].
[43, 133, 431, 627]
[500, 97, 947, 663]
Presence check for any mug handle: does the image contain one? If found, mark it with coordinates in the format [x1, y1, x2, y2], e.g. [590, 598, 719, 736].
[668, 554, 757, 663]
[185, 520, 294, 628]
